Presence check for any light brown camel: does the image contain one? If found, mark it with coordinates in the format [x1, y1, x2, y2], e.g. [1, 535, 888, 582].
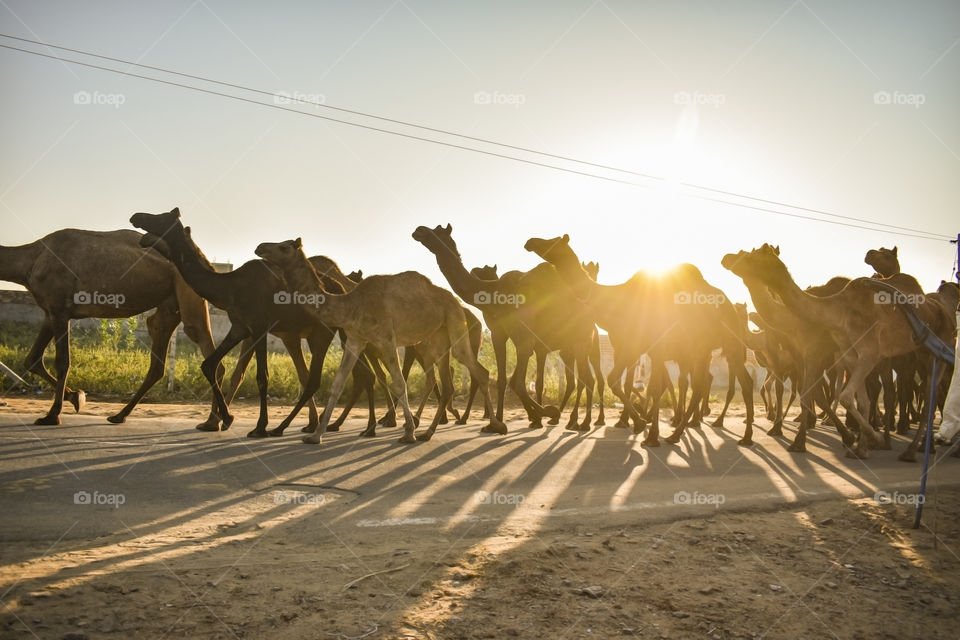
[130, 208, 355, 437]
[722, 244, 952, 458]
[253, 238, 505, 444]
[865, 246, 899, 278]
[0, 229, 221, 426]
[524, 234, 754, 446]
[413, 224, 600, 430]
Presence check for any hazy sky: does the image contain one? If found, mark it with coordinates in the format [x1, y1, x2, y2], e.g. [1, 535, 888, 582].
[2, 1, 958, 305]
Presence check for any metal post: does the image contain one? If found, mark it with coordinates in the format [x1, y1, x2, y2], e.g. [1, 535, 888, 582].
[913, 358, 941, 529]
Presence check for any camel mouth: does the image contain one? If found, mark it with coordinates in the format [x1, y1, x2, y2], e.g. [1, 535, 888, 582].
[411, 227, 429, 242]
[720, 254, 738, 270]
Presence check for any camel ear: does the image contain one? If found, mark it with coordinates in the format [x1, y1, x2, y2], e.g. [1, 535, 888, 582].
[774, 245, 780, 255]
[445, 223, 452, 232]
[294, 237, 302, 249]
[171, 207, 181, 218]
[562, 233, 570, 243]
[892, 246, 898, 257]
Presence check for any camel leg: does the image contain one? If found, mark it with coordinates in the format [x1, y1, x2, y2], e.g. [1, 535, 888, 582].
[450, 333, 505, 436]
[270, 333, 332, 436]
[838, 360, 886, 459]
[492, 332, 508, 423]
[611, 363, 636, 429]
[416, 352, 455, 442]
[301, 338, 364, 445]
[458, 370, 480, 425]
[107, 305, 180, 423]
[365, 356, 395, 435]
[731, 359, 755, 446]
[576, 350, 595, 430]
[35, 315, 71, 425]
[377, 345, 418, 443]
[590, 340, 606, 426]
[200, 324, 249, 431]
[643, 358, 664, 446]
[244, 333, 271, 437]
[556, 352, 575, 417]
[24, 319, 85, 414]
[278, 334, 323, 432]
[222, 337, 254, 419]
[329, 359, 376, 429]
[534, 348, 548, 411]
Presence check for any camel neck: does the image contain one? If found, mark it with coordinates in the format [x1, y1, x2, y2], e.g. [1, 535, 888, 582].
[282, 256, 350, 327]
[760, 265, 843, 331]
[0, 242, 40, 286]
[546, 250, 597, 303]
[163, 231, 231, 308]
[430, 248, 484, 301]
[742, 277, 797, 330]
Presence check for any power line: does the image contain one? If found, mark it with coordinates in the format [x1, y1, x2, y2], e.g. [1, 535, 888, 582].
[0, 35, 954, 242]
[3, 33, 949, 241]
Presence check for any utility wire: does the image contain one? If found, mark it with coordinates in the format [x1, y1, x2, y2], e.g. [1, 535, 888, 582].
[0, 35, 954, 242]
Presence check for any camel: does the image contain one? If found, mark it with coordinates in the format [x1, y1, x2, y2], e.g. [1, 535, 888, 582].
[524, 234, 754, 446]
[865, 246, 899, 278]
[130, 208, 366, 437]
[722, 244, 953, 458]
[252, 238, 505, 444]
[0, 228, 221, 426]
[413, 224, 600, 430]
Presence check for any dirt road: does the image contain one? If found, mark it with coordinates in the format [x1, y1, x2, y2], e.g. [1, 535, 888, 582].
[1, 398, 958, 639]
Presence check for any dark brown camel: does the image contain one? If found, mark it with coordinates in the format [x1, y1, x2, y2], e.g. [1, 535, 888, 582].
[413, 224, 600, 430]
[0, 228, 221, 426]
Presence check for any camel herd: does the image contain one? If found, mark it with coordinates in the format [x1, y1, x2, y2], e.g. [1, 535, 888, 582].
[1, 207, 957, 461]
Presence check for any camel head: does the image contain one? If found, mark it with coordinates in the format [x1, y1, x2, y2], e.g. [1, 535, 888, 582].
[139, 232, 172, 258]
[130, 207, 183, 239]
[582, 261, 599, 281]
[864, 246, 899, 278]
[470, 264, 498, 280]
[523, 234, 574, 265]
[255, 238, 306, 270]
[346, 269, 363, 282]
[412, 223, 459, 257]
[720, 244, 782, 282]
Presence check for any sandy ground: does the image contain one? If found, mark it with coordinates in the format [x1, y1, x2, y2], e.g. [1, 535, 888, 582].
[1, 397, 959, 639]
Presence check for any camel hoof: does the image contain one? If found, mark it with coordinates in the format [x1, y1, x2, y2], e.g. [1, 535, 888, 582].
[578, 422, 592, 432]
[898, 450, 918, 463]
[326, 424, 340, 433]
[380, 416, 397, 429]
[642, 437, 661, 447]
[455, 418, 468, 426]
[399, 434, 416, 444]
[221, 414, 234, 430]
[34, 415, 60, 426]
[737, 438, 754, 447]
[547, 416, 560, 426]
[664, 434, 681, 444]
[481, 421, 508, 435]
[594, 417, 606, 427]
[266, 427, 285, 437]
[529, 420, 544, 429]
[615, 420, 630, 429]
[710, 419, 724, 429]
[542, 405, 561, 420]
[67, 390, 86, 413]
[767, 425, 784, 437]
[360, 428, 376, 438]
[415, 433, 433, 442]
[844, 448, 868, 460]
[302, 435, 321, 444]
[301, 424, 317, 433]
[438, 416, 449, 426]
[632, 424, 646, 435]
[196, 422, 221, 432]
[106, 414, 125, 424]
[787, 441, 806, 453]
[247, 429, 268, 438]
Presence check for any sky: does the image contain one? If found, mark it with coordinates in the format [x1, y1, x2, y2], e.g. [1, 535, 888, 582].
[1, 0, 958, 307]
